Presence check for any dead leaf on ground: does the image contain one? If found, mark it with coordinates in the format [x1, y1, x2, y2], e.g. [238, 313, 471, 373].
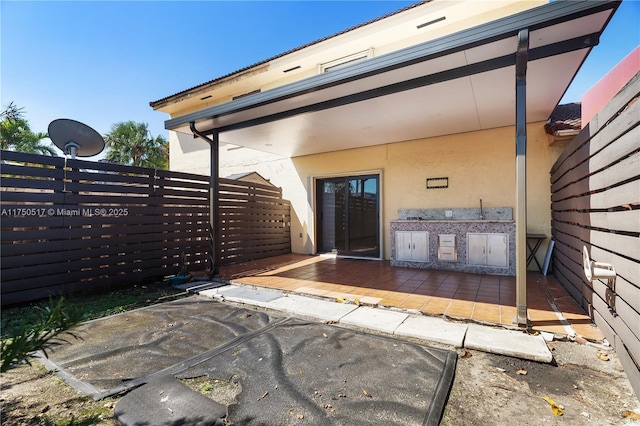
[362, 390, 372, 398]
[596, 350, 610, 361]
[336, 297, 346, 303]
[541, 396, 564, 416]
[622, 411, 640, 420]
[461, 350, 472, 358]
[354, 297, 361, 306]
[516, 368, 527, 375]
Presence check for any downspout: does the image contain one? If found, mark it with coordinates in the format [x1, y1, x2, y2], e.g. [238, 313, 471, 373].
[190, 121, 220, 278]
[515, 28, 529, 327]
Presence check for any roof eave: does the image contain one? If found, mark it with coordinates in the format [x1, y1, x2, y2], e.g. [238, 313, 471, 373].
[164, 0, 619, 135]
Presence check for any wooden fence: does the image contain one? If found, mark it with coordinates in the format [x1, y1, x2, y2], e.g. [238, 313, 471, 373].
[550, 72, 639, 395]
[1, 151, 290, 305]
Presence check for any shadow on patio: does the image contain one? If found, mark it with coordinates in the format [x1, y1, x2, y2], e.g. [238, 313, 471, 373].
[216, 253, 603, 341]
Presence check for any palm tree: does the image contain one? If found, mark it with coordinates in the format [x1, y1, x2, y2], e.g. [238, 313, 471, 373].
[0, 101, 24, 122]
[0, 109, 57, 156]
[104, 121, 168, 169]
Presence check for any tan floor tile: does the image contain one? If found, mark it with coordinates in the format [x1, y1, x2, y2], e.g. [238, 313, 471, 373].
[421, 297, 452, 315]
[572, 323, 605, 341]
[218, 254, 606, 340]
[532, 323, 573, 335]
[500, 306, 517, 326]
[399, 299, 427, 310]
[364, 290, 392, 299]
[527, 308, 561, 322]
[472, 303, 501, 323]
[380, 294, 410, 305]
[445, 309, 472, 320]
[295, 286, 330, 297]
[404, 294, 431, 305]
[445, 300, 475, 319]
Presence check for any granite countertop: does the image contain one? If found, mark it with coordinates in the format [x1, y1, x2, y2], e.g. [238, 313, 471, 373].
[397, 207, 514, 222]
[392, 219, 514, 223]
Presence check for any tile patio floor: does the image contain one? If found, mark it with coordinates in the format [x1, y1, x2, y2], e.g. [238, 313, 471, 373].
[215, 253, 604, 342]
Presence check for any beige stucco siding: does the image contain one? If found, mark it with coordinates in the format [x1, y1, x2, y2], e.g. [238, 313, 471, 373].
[172, 121, 562, 265]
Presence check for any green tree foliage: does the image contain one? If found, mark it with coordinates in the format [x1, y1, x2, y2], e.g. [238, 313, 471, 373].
[105, 121, 168, 169]
[1, 297, 86, 373]
[0, 103, 57, 156]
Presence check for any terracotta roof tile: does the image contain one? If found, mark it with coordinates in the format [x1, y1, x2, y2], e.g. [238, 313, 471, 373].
[545, 102, 581, 135]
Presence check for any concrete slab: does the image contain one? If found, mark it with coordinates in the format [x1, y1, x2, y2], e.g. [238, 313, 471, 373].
[293, 287, 382, 306]
[340, 307, 409, 334]
[172, 281, 226, 293]
[199, 285, 235, 299]
[464, 324, 553, 363]
[395, 316, 468, 348]
[217, 286, 284, 304]
[267, 294, 358, 321]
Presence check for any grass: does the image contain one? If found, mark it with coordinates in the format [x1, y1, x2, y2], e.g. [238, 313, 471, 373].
[0, 280, 189, 426]
[1, 280, 188, 338]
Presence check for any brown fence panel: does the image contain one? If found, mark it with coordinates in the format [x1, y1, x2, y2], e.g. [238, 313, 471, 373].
[1, 152, 290, 304]
[550, 72, 640, 396]
[218, 177, 291, 264]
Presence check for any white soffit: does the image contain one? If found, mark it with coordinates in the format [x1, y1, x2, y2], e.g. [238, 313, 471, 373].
[167, 1, 618, 158]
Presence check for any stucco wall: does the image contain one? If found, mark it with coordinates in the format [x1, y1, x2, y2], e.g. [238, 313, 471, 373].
[171, 121, 563, 267]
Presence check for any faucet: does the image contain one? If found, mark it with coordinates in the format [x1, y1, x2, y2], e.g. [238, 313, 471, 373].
[479, 199, 484, 220]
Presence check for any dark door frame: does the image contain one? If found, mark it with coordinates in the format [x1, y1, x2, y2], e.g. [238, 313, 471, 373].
[314, 172, 382, 259]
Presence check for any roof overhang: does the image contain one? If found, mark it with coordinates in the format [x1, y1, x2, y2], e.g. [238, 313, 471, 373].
[166, 0, 619, 158]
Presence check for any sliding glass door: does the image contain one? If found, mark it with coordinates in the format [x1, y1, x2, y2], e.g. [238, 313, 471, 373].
[316, 174, 379, 258]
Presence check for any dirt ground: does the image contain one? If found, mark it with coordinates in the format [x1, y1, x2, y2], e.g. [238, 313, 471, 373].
[1, 315, 639, 425]
[442, 340, 640, 426]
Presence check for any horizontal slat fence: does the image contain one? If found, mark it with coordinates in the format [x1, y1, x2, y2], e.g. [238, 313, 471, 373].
[550, 71, 639, 397]
[218, 178, 291, 262]
[1, 151, 290, 305]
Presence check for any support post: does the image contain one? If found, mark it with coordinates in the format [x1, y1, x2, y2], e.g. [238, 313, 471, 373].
[515, 28, 529, 327]
[190, 122, 220, 278]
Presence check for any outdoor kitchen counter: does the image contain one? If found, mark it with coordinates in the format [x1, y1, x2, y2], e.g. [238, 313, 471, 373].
[390, 219, 516, 276]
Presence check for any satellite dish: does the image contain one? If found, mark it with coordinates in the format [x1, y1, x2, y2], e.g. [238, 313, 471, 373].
[48, 118, 105, 159]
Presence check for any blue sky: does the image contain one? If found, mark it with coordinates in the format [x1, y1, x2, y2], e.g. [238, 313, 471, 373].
[2, 1, 638, 158]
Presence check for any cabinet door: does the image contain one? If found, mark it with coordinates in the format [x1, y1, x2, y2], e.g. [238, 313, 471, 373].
[467, 233, 487, 265]
[411, 231, 429, 262]
[396, 231, 412, 261]
[487, 234, 508, 267]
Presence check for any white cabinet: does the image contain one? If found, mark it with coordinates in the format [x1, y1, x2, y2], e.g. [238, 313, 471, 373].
[467, 233, 508, 267]
[396, 231, 429, 262]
